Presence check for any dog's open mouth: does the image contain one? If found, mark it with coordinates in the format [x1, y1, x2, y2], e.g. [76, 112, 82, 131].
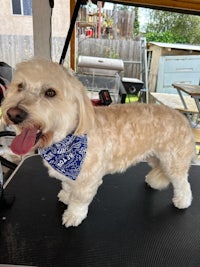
[11, 126, 42, 155]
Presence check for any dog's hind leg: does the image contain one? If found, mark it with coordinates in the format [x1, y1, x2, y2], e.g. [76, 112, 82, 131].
[146, 156, 170, 190]
[161, 156, 192, 209]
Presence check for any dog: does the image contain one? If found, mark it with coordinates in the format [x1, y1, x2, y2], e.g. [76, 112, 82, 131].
[1, 58, 195, 227]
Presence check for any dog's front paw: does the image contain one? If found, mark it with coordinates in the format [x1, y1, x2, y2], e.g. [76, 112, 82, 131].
[58, 189, 70, 205]
[62, 206, 88, 227]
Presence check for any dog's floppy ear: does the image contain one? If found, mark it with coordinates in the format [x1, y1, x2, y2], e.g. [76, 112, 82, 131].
[74, 84, 95, 135]
[62, 65, 96, 135]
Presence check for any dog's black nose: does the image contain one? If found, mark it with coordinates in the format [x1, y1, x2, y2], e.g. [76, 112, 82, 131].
[7, 107, 28, 124]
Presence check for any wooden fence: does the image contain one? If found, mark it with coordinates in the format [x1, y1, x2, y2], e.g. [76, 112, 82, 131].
[78, 37, 144, 79]
[0, 35, 145, 80]
[77, 7, 135, 39]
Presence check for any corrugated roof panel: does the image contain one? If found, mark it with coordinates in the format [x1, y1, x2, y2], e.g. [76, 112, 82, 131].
[148, 42, 200, 51]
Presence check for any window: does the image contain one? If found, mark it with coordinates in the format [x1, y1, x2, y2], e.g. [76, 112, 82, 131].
[12, 0, 32, 16]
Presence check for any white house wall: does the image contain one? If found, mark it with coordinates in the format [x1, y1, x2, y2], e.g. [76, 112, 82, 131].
[0, 0, 70, 66]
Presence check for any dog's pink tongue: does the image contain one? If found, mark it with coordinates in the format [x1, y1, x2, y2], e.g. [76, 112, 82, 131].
[11, 127, 38, 155]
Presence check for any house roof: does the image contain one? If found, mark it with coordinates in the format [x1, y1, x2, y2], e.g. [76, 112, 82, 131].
[148, 42, 200, 52]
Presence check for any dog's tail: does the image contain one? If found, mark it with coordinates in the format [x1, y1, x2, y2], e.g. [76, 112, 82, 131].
[191, 128, 200, 163]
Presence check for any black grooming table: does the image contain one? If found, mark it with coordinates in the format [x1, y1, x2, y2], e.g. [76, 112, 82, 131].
[1, 155, 200, 267]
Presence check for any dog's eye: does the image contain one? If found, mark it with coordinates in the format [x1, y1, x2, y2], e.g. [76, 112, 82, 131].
[45, 88, 56, 97]
[17, 83, 24, 92]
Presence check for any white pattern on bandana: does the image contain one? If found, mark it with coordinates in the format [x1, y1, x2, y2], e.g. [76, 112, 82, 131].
[38, 134, 87, 180]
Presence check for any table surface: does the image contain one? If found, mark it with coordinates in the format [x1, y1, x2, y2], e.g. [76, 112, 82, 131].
[1, 156, 200, 267]
[151, 92, 198, 113]
[173, 83, 200, 96]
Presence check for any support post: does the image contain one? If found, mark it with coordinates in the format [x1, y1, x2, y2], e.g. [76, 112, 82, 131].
[32, 0, 52, 60]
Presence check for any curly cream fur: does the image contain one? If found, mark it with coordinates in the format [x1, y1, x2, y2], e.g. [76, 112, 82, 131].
[2, 58, 195, 227]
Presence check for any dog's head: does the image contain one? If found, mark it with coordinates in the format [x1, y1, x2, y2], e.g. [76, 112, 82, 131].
[1, 58, 95, 155]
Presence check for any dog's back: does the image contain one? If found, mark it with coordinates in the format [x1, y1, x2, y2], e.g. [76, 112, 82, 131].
[91, 103, 195, 174]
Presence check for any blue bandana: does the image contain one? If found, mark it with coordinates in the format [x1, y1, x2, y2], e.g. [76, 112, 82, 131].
[38, 134, 87, 180]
